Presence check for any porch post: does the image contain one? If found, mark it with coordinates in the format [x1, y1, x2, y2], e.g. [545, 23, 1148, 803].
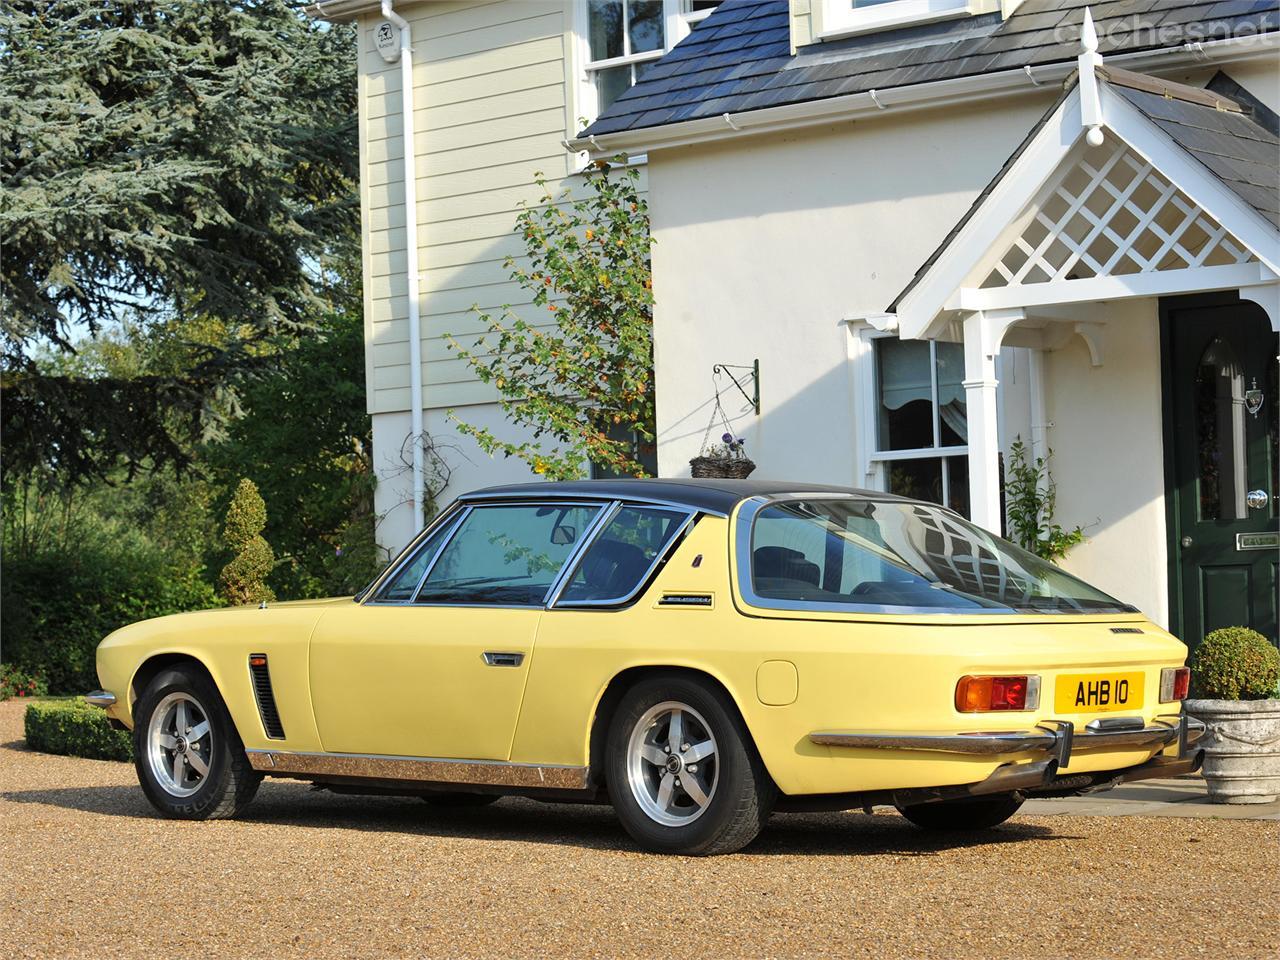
[963, 309, 1023, 533]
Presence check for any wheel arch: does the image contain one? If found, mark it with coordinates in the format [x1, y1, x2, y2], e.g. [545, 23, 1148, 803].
[130, 652, 222, 722]
[586, 664, 767, 789]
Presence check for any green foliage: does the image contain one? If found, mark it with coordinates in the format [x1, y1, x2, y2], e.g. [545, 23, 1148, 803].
[207, 306, 381, 597]
[1, 0, 359, 482]
[219, 479, 275, 606]
[1, 665, 47, 701]
[1004, 439, 1086, 562]
[1190, 627, 1280, 701]
[24, 701, 133, 762]
[2, 476, 221, 693]
[448, 158, 655, 480]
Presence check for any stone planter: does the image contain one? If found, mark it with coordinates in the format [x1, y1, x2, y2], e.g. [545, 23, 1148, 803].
[1184, 698, 1280, 803]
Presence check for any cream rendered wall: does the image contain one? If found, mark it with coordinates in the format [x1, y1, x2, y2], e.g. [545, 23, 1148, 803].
[355, 0, 640, 551]
[646, 94, 1055, 484]
[1043, 300, 1170, 629]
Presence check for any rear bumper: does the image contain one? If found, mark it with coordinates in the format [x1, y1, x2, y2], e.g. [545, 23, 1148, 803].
[810, 713, 1205, 765]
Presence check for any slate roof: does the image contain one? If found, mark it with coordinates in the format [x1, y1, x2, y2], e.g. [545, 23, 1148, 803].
[1110, 78, 1280, 227]
[582, 0, 1280, 138]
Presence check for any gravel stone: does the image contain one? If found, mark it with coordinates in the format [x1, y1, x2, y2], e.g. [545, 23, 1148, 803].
[1, 700, 1276, 959]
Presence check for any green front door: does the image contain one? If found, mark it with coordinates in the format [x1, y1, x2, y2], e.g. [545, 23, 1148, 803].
[1164, 295, 1279, 647]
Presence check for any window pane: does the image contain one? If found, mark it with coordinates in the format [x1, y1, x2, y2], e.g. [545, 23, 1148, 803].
[936, 341, 967, 446]
[886, 457, 942, 506]
[418, 504, 601, 605]
[629, 0, 665, 54]
[750, 499, 1131, 613]
[945, 455, 969, 519]
[588, 0, 623, 61]
[593, 64, 632, 114]
[690, 1, 722, 10]
[559, 506, 687, 603]
[876, 337, 933, 451]
[377, 522, 452, 601]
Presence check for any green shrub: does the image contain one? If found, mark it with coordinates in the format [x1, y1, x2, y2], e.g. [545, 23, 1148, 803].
[1190, 627, 1280, 700]
[24, 700, 133, 762]
[0, 664, 48, 701]
[1, 544, 219, 694]
[219, 478, 275, 606]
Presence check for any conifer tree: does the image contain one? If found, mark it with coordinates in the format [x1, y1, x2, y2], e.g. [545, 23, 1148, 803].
[219, 478, 275, 605]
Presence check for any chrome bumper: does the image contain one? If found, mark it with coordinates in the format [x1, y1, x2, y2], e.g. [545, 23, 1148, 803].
[810, 714, 1206, 764]
[84, 690, 117, 708]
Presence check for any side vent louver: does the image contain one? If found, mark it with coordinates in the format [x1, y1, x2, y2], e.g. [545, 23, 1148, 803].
[248, 654, 286, 740]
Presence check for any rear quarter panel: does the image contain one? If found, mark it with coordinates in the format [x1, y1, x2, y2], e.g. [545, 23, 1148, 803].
[512, 515, 1188, 795]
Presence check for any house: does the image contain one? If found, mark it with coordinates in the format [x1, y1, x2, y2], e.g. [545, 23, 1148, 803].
[311, 0, 1279, 646]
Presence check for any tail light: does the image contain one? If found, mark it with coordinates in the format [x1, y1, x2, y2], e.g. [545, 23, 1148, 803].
[956, 675, 1041, 712]
[1160, 666, 1191, 703]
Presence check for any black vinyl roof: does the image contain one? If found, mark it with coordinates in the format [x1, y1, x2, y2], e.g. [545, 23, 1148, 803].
[463, 478, 912, 515]
[582, 0, 1280, 139]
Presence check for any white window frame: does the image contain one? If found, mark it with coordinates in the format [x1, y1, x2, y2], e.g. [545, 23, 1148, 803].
[817, 0, 981, 42]
[845, 321, 971, 511]
[567, 0, 711, 169]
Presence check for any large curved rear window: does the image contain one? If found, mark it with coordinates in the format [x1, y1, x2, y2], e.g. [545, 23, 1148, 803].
[747, 499, 1133, 615]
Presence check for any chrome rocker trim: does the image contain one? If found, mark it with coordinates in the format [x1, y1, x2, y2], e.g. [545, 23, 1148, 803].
[245, 749, 590, 791]
[810, 714, 1206, 760]
[84, 690, 117, 708]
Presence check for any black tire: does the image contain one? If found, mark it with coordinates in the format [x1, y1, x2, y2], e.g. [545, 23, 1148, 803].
[133, 666, 261, 820]
[421, 792, 501, 808]
[605, 674, 775, 856]
[895, 794, 1023, 831]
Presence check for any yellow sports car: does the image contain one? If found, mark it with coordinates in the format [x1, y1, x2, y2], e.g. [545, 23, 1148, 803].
[90, 479, 1203, 855]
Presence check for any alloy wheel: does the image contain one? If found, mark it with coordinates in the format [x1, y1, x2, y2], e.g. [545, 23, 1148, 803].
[146, 691, 213, 798]
[626, 700, 719, 826]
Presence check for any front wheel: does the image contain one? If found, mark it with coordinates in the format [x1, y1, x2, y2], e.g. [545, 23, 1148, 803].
[895, 794, 1023, 831]
[133, 666, 261, 820]
[606, 675, 775, 855]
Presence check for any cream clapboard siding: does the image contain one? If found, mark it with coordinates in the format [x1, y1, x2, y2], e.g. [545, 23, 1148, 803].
[356, 0, 597, 415]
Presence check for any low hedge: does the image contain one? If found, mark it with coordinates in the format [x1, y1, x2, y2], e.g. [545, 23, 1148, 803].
[24, 700, 134, 762]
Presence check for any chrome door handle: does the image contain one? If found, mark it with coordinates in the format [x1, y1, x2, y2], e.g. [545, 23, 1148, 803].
[1245, 489, 1269, 510]
[482, 652, 525, 667]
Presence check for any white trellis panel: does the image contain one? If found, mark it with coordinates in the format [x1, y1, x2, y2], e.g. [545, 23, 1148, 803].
[977, 134, 1257, 292]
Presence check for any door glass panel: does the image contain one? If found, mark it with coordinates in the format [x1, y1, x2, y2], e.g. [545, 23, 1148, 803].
[945, 455, 969, 518]
[558, 506, 687, 603]
[417, 504, 601, 606]
[1195, 336, 1247, 520]
[1269, 355, 1277, 517]
[376, 522, 453, 601]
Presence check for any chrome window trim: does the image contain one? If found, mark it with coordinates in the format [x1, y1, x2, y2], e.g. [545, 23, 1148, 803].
[551, 506, 698, 609]
[365, 505, 470, 605]
[363, 499, 468, 604]
[460, 489, 730, 519]
[392, 499, 611, 610]
[734, 494, 1026, 617]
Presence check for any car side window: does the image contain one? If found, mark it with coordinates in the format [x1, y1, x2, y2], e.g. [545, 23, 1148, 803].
[376, 522, 454, 601]
[557, 506, 689, 605]
[416, 504, 602, 606]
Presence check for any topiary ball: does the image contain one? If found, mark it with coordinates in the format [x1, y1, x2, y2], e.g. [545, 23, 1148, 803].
[1189, 627, 1280, 701]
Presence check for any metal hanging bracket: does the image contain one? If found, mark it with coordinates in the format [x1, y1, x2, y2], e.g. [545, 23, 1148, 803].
[712, 360, 760, 415]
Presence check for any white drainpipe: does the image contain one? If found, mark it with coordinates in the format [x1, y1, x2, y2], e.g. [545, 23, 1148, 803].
[381, 0, 425, 532]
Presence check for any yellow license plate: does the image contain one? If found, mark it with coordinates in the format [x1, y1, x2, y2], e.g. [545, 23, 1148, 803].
[1054, 672, 1145, 713]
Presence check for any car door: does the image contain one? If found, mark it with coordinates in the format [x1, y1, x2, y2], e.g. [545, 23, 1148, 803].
[308, 501, 605, 760]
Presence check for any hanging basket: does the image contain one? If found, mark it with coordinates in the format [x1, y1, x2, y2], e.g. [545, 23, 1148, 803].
[690, 455, 756, 479]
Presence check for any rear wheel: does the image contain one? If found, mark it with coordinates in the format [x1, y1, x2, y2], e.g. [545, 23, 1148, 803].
[133, 666, 261, 820]
[606, 675, 775, 855]
[895, 794, 1023, 831]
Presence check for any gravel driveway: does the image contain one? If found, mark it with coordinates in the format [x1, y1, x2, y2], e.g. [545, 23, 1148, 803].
[1, 699, 1275, 959]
